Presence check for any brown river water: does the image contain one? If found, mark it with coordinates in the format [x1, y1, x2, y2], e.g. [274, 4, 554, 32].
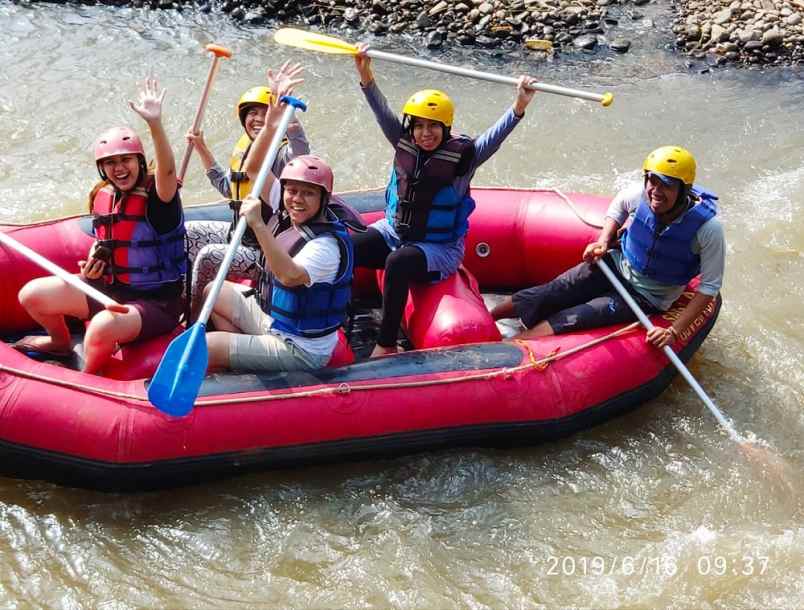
[0, 1, 802, 607]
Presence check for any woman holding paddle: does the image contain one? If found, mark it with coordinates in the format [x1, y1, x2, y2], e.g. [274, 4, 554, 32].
[184, 62, 307, 318]
[352, 43, 538, 357]
[14, 77, 186, 374]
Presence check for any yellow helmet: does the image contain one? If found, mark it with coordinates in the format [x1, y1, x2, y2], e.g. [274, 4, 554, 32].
[643, 146, 696, 186]
[402, 89, 454, 127]
[236, 86, 274, 126]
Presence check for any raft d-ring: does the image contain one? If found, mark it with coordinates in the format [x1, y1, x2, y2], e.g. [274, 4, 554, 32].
[335, 383, 352, 395]
[475, 242, 491, 258]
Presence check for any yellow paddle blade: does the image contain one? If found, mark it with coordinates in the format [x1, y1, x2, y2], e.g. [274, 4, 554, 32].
[274, 28, 359, 55]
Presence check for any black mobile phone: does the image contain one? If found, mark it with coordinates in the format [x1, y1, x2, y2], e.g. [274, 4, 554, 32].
[93, 245, 112, 263]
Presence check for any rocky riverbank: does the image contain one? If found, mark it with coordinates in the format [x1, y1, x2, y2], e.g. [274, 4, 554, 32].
[674, 0, 804, 65]
[52, 0, 804, 66]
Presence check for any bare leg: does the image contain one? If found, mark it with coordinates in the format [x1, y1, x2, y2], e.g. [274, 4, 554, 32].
[206, 331, 233, 370]
[82, 308, 142, 374]
[370, 344, 399, 358]
[490, 296, 516, 321]
[512, 320, 555, 340]
[204, 281, 244, 332]
[18, 277, 91, 351]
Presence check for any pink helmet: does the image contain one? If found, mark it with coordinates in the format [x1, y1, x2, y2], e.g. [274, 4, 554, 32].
[94, 127, 145, 162]
[279, 155, 334, 195]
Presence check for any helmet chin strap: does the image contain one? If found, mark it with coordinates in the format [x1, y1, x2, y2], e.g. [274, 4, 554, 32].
[669, 184, 691, 215]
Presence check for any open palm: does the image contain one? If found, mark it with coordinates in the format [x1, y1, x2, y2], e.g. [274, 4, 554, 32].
[129, 77, 166, 124]
[267, 61, 304, 102]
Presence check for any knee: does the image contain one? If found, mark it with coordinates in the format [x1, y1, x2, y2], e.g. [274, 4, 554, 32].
[384, 248, 417, 280]
[194, 247, 220, 275]
[206, 332, 231, 370]
[84, 312, 124, 348]
[18, 278, 52, 312]
[84, 310, 134, 349]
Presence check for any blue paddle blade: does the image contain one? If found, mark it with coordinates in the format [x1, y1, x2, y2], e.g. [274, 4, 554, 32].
[148, 323, 209, 417]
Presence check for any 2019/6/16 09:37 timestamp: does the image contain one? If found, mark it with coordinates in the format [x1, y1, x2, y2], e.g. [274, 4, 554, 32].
[543, 554, 771, 577]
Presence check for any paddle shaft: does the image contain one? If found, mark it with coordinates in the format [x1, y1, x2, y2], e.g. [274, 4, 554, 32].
[597, 259, 742, 442]
[195, 100, 303, 326]
[366, 49, 609, 104]
[178, 45, 231, 182]
[0, 231, 119, 308]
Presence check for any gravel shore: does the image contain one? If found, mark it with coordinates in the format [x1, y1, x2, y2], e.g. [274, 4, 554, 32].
[63, 0, 804, 66]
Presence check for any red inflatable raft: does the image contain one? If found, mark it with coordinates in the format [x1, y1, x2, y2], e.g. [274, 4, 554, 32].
[0, 188, 720, 491]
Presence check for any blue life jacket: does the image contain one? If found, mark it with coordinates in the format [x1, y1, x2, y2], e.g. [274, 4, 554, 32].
[386, 134, 476, 243]
[621, 185, 718, 285]
[257, 207, 354, 339]
[91, 179, 186, 292]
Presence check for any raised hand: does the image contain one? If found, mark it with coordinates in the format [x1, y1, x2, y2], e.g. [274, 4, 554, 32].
[267, 61, 304, 102]
[129, 77, 167, 125]
[513, 75, 537, 116]
[185, 129, 206, 146]
[354, 43, 374, 85]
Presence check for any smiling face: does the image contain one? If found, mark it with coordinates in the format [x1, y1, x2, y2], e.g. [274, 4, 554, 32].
[243, 105, 268, 140]
[282, 179, 324, 226]
[644, 172, 682, 216]
[411, 117, 444, 151]
[99, 154, 142, 192]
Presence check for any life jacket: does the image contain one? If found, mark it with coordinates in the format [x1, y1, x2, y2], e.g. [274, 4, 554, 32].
[229, 134, 287, 248]
[91, 178, 186, 291]
[621, 185, 718, 285]
[257, 207, 354, 339]
[386, 134, 476, 243]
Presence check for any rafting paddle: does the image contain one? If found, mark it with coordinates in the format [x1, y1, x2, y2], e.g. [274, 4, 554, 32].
[597, 258, 798, 489]
[0, 232, 127, 313]
[148, 96, 308, 417]
[177, 43, 233, 182]
[274, 28, 613, 107]
[597, 259, 760, 444]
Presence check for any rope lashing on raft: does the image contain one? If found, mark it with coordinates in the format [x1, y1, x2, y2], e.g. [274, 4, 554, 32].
[0, 322, 641, 407]
[550, 188, 606, 229]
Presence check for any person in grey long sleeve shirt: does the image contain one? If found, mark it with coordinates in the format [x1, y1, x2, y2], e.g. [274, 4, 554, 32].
[491, 146, 725, 350]
[353, 43, 538, 357]
[183, 65, 307, 318]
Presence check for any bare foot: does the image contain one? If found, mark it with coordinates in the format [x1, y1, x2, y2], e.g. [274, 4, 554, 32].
[370, 344, 399, 358]
[12, 335, 73, 357]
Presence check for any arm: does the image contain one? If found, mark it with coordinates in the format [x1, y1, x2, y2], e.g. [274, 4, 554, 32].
[185, 129, 216, 171]
[205, 163, 233, 199]
[582, 217, 621, 262]
[583, 185, 641, 261]
[243, 64, 303, 196]
[186, 129, 233, 197]
[470, 75, 537, 169]
[646, 292, 715, 349]
[129, 77, 177, 203]
[354, 44, 404, 146]
[241, 196, 310, 286]
[243, 98, 285, 202]
[646, 217, 724, 348]
[272, 119, 310, 178]
[285, 119, 310, 158]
